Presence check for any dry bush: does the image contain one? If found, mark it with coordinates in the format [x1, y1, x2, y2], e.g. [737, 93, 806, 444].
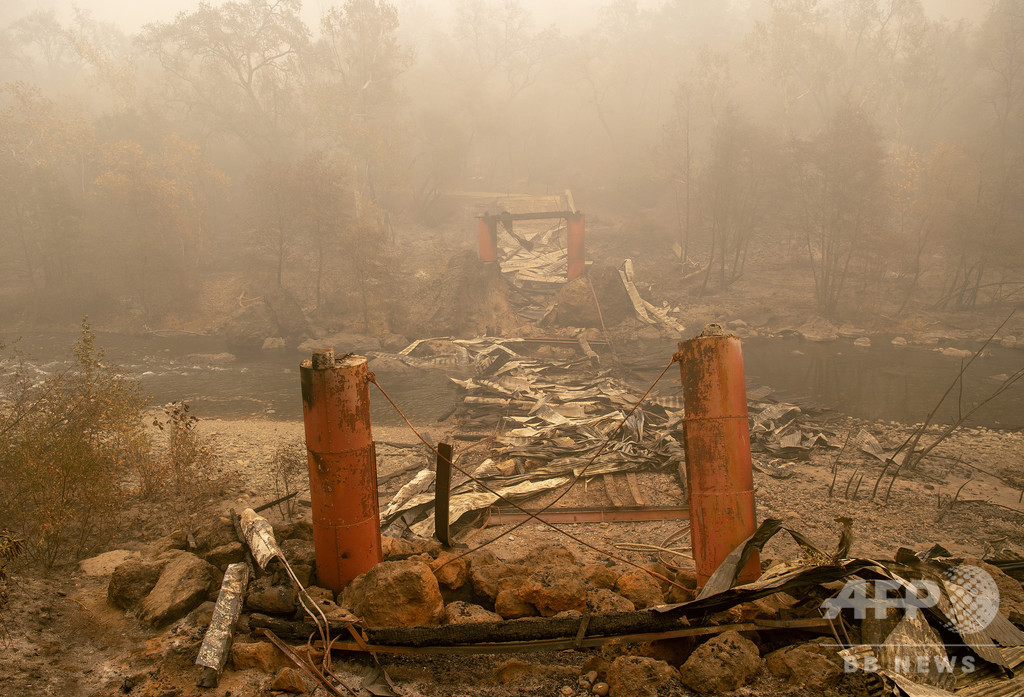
[271, 437, 307, 519]
[151, 401, 220, 537]
[0, 319, 151, 570]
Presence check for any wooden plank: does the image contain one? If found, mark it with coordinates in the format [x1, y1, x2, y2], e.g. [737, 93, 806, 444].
[603, 474, 625, 507]
[625, 472, 646, 506]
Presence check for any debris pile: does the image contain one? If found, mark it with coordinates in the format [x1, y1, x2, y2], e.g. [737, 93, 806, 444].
[89, 499, 1024, 697]
[373, 336, 688, 535]
[747, 396, 838, 460]
[617, 259, 686, 334]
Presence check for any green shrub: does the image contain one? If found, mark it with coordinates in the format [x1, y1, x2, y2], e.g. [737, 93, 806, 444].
[0, 318, 151, 570]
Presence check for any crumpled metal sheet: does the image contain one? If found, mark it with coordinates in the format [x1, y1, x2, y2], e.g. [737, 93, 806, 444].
[408, 476, 570, 537]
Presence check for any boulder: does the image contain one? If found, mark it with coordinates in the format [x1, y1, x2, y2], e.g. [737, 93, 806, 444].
[264, 286, 312, 339]
[445, 601, 503, 624]
[430, 550, 468, 590]
[194, 520, 238, 553]
[515, 543, 576, 568]
[262, 337, 286, 351]
[139, 553, 220, 626]
[224, 302, 279, 355]
[246, 576, 298, 615]
[290, 563, 313, 587]
[678, 631, 761, 694]
[518, 565, 587, 617]
[269, 667, 308, 693]
[582, 564, 619, 591]
[281, 538, 316, 567]
[797, 318, 838, 342]
[303, 586, 335, 603]
[81, 550, 141, 577]
[494, 589, 538, 619]
[614, 570, 665, 610]
[341, 560, 444, 627]
[606, 656, 677, 697]
[203, 542, 244, 571]
[470, 562, 527, 602]
[548, 265, 633, 328]
[231, 641, 288, 673]
[143, 530, 187, 558]
[587, 589, 635, 614]
[276, 519, 314, 542]
[108, 559, 163, 610]
[765, 642, 842, 690]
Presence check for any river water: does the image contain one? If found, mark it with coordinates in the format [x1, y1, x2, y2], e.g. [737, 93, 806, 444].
[2, 332, 1021, 429]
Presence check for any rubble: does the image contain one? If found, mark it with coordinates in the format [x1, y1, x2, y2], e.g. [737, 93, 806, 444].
[518, 565, 588, 617]
[606, 655, 678, 697]
[269, 667, 309, 693]
[230, 640, 289, 673]
[618, 259, 686, 334]
[340, 560, 445, 627]
[677, 630, 760, 694]
[764, 641, 844, 690]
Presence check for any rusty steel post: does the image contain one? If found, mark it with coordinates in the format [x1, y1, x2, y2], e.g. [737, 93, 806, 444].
[567, 213, 585, 280]
[300, 349, 381, 593]
[478, 217, 498, 262]
[678, 325, 759, 588]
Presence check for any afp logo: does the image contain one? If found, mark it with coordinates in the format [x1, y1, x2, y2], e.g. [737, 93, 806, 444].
[821, 565, 1000, 636]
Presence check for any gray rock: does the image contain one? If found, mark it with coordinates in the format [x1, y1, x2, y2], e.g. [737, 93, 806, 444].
[203, 542, 245, 571]
[139, 553, 220, 626]
[108, 558, 164, 610]
[246, 575, 298, 615]
[280, 538, 316, 566]
[445, 601, 503, 624]
[81, 550, 140, 577]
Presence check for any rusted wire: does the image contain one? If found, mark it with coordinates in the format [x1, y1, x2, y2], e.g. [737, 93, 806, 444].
[368, 355, 687, 590]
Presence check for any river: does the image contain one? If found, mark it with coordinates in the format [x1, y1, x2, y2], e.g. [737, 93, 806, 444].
[2, 332, 1021, 429]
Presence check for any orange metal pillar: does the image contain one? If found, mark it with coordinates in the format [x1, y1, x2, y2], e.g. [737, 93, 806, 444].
[300, 349, 382, 593]
[567, 213, 585, 280]
[478, 217, 498, 262]
[678, 325, 759, 588]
